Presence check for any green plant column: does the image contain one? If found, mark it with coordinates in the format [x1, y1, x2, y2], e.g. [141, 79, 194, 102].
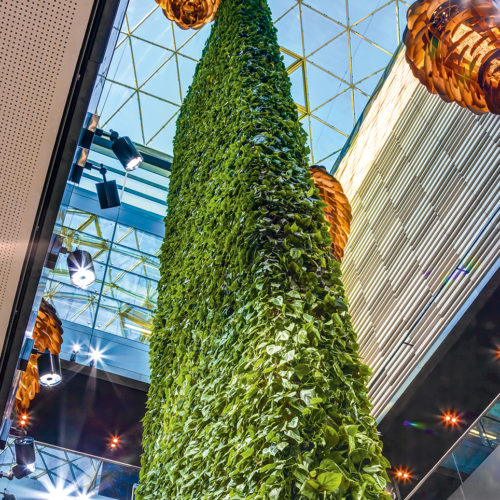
[138, 0, 390, 498]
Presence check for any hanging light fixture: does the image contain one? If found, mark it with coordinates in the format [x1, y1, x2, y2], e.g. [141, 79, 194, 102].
[37, 350, 62, 387]
[110, 131, 143, 171]
[309, 165, 352, 262]
[155, 0, 221, 30]
[67, 249, 96, 289]
[70, 162, 121, 210]
[11, 436, 35, 479]
[404, 0, 500, 114]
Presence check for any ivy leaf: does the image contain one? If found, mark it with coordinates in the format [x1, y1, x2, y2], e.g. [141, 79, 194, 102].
[317, 472, 342, 492]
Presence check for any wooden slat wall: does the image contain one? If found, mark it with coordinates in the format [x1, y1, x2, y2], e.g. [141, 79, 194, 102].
[336, 50, 500, 418]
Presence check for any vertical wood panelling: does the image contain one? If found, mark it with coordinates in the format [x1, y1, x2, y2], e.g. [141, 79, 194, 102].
[337, 50, 500, 417]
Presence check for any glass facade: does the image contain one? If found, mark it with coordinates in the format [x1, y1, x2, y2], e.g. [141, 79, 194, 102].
[0, 438, 139, 500]
[41, 144, 169, 383]
[408, 395, 500, 500]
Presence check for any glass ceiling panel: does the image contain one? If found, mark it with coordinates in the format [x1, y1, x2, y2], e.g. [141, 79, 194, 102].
[98, 0, 410, 166]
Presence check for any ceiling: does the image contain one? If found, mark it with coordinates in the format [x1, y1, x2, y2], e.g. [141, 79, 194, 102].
[97, 0, 410, 166]
[380, 276, 500, 498]
[0, 0, 95, 377]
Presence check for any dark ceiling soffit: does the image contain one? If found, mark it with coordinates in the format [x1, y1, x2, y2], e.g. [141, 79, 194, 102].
[0, 0, 121, 421]
[379, 265, 500, 430]
[60, 360, 149, 393]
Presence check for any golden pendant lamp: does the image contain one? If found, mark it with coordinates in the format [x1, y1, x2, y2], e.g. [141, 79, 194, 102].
[404, 0, 500, 114]
[15, 299, 63, 413]
[155, 0, 221, 30]
[309, 166, 352, 262]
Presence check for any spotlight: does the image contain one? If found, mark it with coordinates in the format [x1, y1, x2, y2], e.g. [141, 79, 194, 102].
[109, 435, 120, 450]
[14, 436, 35, 468]
[18, 413, 29, 428]
[110, 131, 143, 171]
[69, 162, 121, 210]
[70, 343, 81, 362]
[96, 179, 120, 209]
[441, 411, 462, 428]
[37, 351, 62, 387]
[88, 346, 104, 367]
[67, 250, 96, 289]
[496, 347, 500, 360]
[393, 466, 412, 483]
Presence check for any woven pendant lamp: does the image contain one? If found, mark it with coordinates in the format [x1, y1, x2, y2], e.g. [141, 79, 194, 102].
[404, 0, 500, 114]
[155, 0, 221, 29]
[309, 165, 352, 262]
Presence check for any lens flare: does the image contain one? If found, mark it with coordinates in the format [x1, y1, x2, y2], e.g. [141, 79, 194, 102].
[109, 435, 121, 450]
[441, 411, 462, 428]
[393, 466, 413, 483]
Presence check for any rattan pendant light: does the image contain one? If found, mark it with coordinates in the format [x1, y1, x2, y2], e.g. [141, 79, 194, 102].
[155, 0, 221, 29]
[404, 0, 500, 114]
[309, 166, 352, 262]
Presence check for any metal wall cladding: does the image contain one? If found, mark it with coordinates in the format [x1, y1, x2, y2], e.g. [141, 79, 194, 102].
[336, 49, 500, 419]
[0, 0, 94, 352]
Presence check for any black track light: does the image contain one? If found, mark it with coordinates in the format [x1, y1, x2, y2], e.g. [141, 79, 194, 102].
[67, 249, 96, 289]
[96, 179, 121, 209]
[37, 351, 62, 387]
[69, 162, 121, 210]
[14, 437, 35, 467]
[110, 130, 143, 171]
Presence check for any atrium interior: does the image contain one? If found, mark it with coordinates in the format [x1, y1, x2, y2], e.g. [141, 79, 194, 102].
[0, 0, 498, 499]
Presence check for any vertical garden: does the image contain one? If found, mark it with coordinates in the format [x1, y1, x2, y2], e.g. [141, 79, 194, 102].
[138, 0, 390, 497]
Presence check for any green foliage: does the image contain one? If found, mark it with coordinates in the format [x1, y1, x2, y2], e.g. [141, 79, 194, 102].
[137, 0, 390, 497]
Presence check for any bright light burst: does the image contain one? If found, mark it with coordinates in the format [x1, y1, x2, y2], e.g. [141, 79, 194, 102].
[441, 411, 462, 428]
[393, 466, 413, 483]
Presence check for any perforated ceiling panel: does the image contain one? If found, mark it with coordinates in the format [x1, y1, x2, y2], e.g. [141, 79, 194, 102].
[0, 0, 94, 352]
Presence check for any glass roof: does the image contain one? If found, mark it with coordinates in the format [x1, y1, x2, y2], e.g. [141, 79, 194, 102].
[41, 144, 167, 382]
[98, 0, 410, 166]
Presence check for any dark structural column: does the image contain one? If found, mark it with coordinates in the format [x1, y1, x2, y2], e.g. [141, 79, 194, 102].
[138, 0, 389, 497]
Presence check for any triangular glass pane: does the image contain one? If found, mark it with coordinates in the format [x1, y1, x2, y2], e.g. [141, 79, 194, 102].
[308, 32, 351, 82]
[350, 36, 392, 82]
[309, 116, 348, 166]
[282, 51, 299, 70]
[148, 114, 180, 156]
[274, 5, 303, 56]
[104, 93, 144, 145]
[354, 70, 384, 95]
[174, 23, 210, 50]
[177, 28, 210, 60]
[353, 89, 370, 121]
[313, 89, 354, 135]
[302, 5, 345, 56]
[106, 39, 136, 87]
[133, 7, 175, 50]
[125, 0, 158, 32]
[140, 93, 180, 143]
[398, 1, 410, 39]
[98, 82, 135, 121]
[353, 3, 398, 53]
[306, 62, 350, 111]
[348, 0, 393, 25]
[177, 55, 199, 100]
[131, 37, 172, 87]
[289, 65, 306, 108]
[270, 0, 297, 22]
[141, 56, 182, 105]
[304, 0, 347, 25]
